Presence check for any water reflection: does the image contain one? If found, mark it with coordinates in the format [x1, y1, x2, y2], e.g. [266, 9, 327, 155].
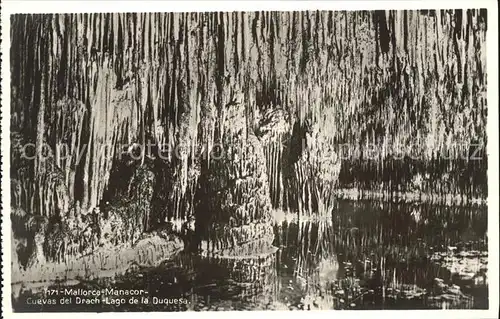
[12, 200, 488, 311]
[272, 200, 488, 310]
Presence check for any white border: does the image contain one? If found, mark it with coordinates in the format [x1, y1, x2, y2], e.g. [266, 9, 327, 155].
[1, 1, 498, 319]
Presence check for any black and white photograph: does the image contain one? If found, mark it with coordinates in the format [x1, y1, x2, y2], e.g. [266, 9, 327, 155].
[1, 0, 498, 315]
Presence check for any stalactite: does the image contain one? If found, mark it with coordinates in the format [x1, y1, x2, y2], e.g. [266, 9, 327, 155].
[10, 11, 488, 269]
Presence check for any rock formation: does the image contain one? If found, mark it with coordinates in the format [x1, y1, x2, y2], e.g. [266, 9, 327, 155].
[9, 10, 488, 281]
[196, 93, 275, 255]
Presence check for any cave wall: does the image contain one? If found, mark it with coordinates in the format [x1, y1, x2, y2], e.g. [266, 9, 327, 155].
[10, 10, 488, 237]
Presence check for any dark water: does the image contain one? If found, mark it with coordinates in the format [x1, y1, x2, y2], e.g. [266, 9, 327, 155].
[13, 200, 488, 312]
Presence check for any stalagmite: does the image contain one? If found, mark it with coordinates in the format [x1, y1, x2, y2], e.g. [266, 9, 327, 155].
[9, 10, 488, 276]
